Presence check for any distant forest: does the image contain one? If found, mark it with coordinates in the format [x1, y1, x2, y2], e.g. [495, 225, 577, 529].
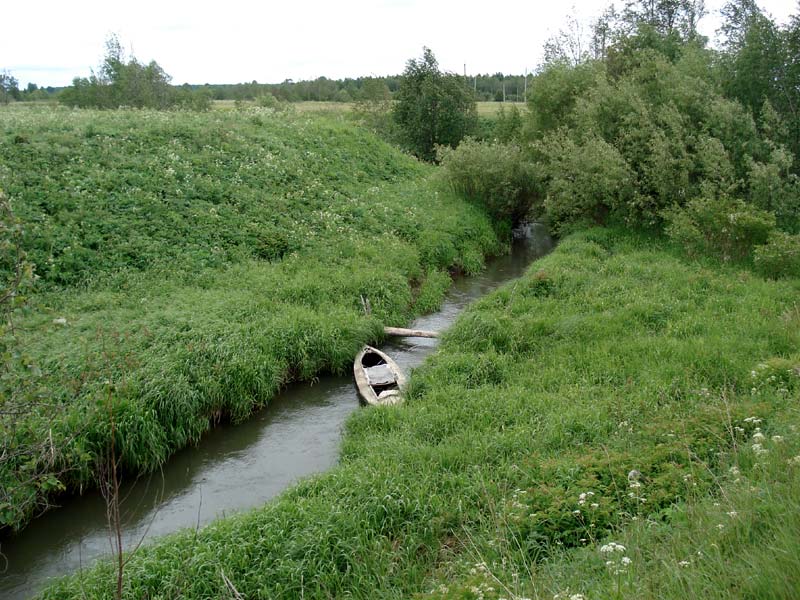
[3, 73, 529, 104]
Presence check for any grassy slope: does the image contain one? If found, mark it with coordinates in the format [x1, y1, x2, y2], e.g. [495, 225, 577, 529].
[40, 228, 800, 599]
[0, 106, 500, 531]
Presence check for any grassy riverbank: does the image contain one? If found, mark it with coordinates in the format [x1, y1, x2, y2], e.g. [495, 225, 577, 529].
[0, 106, 501, 531]
[39, 228, 800, 598]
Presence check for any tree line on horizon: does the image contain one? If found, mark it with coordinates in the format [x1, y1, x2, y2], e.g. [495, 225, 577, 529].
[1, 43, 529, 107]
[0, 50, 531, 107]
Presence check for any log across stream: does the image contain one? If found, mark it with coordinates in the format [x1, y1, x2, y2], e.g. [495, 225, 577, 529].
[0, 224, 553, 600]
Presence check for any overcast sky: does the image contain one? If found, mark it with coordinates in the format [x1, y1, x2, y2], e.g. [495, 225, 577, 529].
[2, 0, 796, 88]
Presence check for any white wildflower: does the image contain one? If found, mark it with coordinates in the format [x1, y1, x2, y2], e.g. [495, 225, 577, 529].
[772, 435, 784, 443]
[52, 317, 68, 325]
[600, 542, 626, 554]
[678, 560, 691, 567]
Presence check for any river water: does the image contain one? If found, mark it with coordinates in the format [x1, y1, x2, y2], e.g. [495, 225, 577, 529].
[0, 224, 553, 599]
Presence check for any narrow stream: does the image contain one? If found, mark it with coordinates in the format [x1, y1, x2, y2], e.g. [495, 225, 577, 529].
[0, 224, 553, 600]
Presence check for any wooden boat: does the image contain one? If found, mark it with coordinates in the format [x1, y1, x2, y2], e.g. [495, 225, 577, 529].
[354, 345, 406, 406]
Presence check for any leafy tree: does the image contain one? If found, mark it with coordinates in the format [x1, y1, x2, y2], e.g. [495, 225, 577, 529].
[393, 48, 477, 161]
[0, 70, 19, 104]
[543, 13, 591, 66]
[60, 35, 204, 110]
[620, 0, 706, 40]
[718, 2, 800, 166]
[526, 61, 602, 136]
[718, 5, 783, 119]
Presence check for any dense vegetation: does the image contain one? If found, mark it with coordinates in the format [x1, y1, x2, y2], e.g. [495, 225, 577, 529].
[38, 229, 800, 599]
[0, 106, 500, 531]
[0, 71, 530, 106]
[440, 1, 800, 246]
[58, 36, 211, 110]
[3, 1, 800, 597]
[393, 48, 477, 161]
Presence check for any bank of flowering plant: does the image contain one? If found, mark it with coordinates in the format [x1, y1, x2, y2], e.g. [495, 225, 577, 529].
[749, 357, 800, 396]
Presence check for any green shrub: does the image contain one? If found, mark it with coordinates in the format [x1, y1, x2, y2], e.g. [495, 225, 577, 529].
[494, 104, 524, 142]
[754, 231, 800, 278]
[437, 138, 538, 225]
[537, 132, 634, 231]
[665, 197, 776, 262]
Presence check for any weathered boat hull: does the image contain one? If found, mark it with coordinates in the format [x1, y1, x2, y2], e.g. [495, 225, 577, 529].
[354, 345, 406, 406]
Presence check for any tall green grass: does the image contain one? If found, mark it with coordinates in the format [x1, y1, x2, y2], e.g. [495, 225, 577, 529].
[39, 228, 800, 599]
[0, 106, 501, 531]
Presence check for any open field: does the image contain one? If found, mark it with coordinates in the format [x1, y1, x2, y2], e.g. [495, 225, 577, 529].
[211, 100, 525, 117]
[39, 228, 800, 599]
[0, 106, 501, 532]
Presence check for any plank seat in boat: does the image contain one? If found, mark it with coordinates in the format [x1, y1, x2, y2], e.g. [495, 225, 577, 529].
[365, 364, 396, 386]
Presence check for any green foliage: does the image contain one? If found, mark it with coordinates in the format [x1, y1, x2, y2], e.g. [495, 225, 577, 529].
[59, 35, 208, 110]
[39, 230, 800, 599]
[0, 70, 20, 104]
[0, 189, 65, 531]
[537, 131, 634, 230]
[492, 104, 524, 142]
[393, 48, 477, 161]
[747, 147, 800, 232]
[718, 1, 800, 167]
[754, 230, 800, 279]
[749, 355, 800, 393]
[436, 138, 539, 225]
[351, 78, 397, 141]
[255, 92, 285, 110]
[523, 39, 799, 231]
[664, 197, 776, 262]
[0, 107, 501, 531]
[527, 61, 602, 136]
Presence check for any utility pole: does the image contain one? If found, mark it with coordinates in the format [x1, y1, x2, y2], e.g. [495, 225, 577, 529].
[523, 68, 528, 99]
[502, 81, 506, 103]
